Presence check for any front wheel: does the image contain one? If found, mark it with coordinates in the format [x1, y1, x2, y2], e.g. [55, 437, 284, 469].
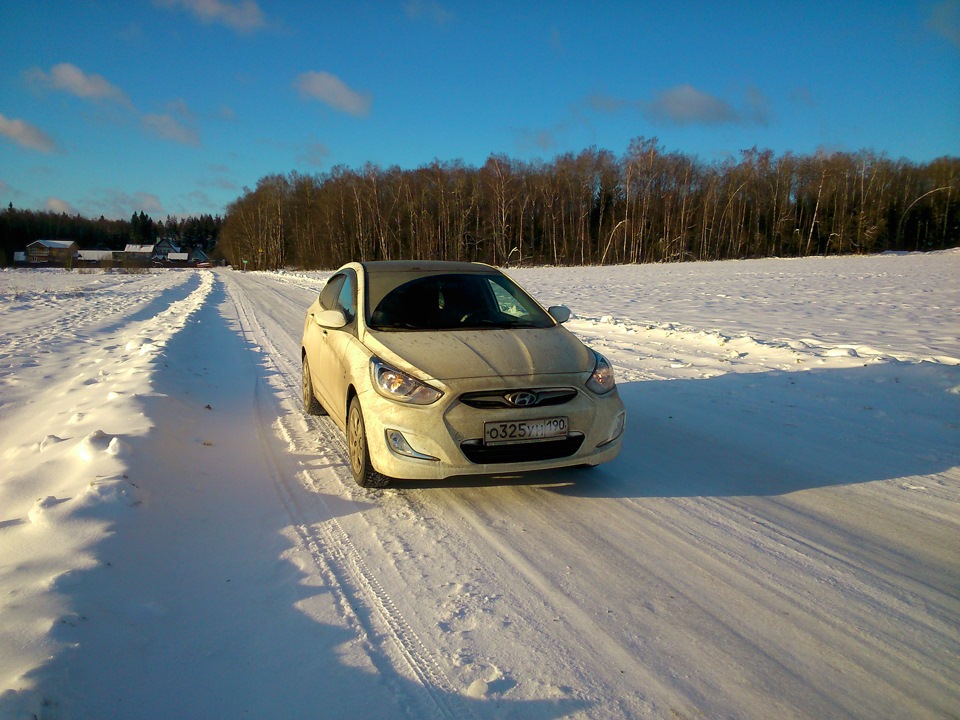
[347, 397, 389, 488]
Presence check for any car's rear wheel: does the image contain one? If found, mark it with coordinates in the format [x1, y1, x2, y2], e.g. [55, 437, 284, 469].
[347, 397, 389, 488]
[302, 355, 325, 416]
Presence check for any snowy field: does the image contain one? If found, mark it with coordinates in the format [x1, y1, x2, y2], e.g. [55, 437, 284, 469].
[0, 252, 958, 719]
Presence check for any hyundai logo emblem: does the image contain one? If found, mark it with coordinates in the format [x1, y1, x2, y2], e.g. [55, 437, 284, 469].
[506, 391, 538, 407]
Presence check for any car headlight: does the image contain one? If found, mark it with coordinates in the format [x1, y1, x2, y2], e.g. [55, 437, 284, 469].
[585, 351, 616, 395]
[371, 358, 443, 404]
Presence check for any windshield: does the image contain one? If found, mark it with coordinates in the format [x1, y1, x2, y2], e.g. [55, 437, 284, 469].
[367, 272, 555, 331]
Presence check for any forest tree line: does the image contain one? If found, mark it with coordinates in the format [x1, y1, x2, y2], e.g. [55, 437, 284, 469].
[0, 207, 222, 265]
[219, 139, 959, 270]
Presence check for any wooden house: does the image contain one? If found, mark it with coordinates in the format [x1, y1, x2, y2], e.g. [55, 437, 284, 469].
[153, 238, 181, 259]
[25, 240, 79, 264]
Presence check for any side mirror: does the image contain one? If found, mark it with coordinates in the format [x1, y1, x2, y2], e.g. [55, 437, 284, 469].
[548, 305, 571, 324]
[313, 309, 347, 329]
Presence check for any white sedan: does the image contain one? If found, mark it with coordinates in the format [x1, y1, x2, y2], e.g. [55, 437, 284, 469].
[301, 261, 625, 487]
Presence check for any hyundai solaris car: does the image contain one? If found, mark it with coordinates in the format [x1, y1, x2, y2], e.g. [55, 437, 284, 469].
[301, 261, 625, 487]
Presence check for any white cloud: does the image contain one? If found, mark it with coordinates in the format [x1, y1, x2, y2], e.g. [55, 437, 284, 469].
[155, 0, 266, 33]
[927, 1, 960, 48]
[25, 65, 215, 148]
[644, 84, 740, 126]
[744, 86, 773, 126]
[0, 113, 57, 153]
[142, 110, 201, 146]
[131, 192, 164, 215]
[791, 86, 817, 109]
[182, 190, 217, 215]
[295, 71, 371, 117]
[297, 142, 331, 168]
[515, 127, 560, 154]
[45, 197, 77, 215]
[200, 169, 239, 191]
[165, 98, 196, 120]
[27, 63, 131, 107]
[91, 190, 165, 219]
[0, 180, 24, 205]
[581, 85, 770, 128]
[404, 1, 454, 25]
[586, 93, 629, 114]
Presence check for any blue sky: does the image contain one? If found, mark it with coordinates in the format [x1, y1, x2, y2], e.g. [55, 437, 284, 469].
[1, 1, 958, 220]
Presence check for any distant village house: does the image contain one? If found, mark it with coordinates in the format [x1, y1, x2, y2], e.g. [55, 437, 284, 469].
[77, 250, 115, 264]
[153, 238, 179, 258]
[25, 240, 79, 264]
[123, 244, 155, 260]
[17, 238, 215, 268]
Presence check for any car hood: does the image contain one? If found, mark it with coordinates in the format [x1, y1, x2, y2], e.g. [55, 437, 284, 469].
[363, 326, 593, 382]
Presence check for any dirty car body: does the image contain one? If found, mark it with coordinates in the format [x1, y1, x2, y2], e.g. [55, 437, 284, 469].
[301, 261, 625, 487]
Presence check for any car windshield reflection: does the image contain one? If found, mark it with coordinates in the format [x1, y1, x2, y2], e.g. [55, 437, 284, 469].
[368, 273, 554, 331]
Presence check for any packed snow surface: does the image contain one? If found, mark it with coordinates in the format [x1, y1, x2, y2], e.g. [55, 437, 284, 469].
[1, 252, 958, 719]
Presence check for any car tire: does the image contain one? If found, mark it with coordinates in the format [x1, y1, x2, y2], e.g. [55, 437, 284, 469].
[302, 355, 325, 416]
[347, 397, 389, 488]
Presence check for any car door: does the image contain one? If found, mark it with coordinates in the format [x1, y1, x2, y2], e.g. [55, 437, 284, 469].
[304, 273, 346, 418]
[322, 271, 358, 425]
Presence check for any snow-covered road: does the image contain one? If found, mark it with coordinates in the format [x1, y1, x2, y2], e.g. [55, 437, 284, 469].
[1, 253, 958, 719]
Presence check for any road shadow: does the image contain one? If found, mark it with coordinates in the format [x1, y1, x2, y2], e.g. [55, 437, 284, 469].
[548, 360, 960, 499]
[0, 275, 589, 719]
[2, 527, 588, 720]
[389, 362, 959, 496]
[95, 269, 204, 336]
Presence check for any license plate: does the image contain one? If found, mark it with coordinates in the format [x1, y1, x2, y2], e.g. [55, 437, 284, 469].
[483, 417, 568, 445]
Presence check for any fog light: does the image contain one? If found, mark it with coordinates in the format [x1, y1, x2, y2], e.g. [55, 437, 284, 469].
[597, 412, 625, 448]
[385, 429, 438, 461]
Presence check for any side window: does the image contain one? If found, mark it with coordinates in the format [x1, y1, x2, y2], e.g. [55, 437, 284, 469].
[337, 273, 356, 322]
[487, 277, 528, 318]
[319, 274, 346, 311]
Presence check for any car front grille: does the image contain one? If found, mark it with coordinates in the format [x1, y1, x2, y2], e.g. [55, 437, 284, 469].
[458, 387, 578, 409]
[459, 433, 585, 464]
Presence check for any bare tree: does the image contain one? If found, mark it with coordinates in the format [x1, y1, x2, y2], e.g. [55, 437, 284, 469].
[216, 146, 958, 270]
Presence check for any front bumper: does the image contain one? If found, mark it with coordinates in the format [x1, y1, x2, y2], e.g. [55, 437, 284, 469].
[358, 374, 625, 481]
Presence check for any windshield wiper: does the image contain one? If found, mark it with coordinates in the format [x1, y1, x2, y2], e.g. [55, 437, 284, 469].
[370, 322, 421, 330]
[457, 318, 548, 329]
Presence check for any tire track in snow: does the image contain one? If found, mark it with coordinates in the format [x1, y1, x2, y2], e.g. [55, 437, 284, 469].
[217, 268, 960, 719]
[398, 485, 698, 716]
[696, 494, 960, 701]
[612, 493, 960, 718]
[220, 270, 475, 720]
[261, 403, 473, 720]
[219, 270, 738, 717]
[0, 271, 200, 385]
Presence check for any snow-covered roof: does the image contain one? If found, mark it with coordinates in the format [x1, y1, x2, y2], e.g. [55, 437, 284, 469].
[78, 250, 115, 260]
[27, 239, 77, 249]
[167, 252, 190, 261]
[124, 244, 155, 253]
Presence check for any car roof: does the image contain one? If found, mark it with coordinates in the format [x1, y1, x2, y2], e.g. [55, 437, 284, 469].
[359, 260, 498, 275]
